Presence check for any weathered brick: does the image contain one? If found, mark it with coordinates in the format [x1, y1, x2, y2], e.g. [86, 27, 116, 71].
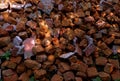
[63, 71, 75, 81]
[51, 74, 63, 81]
[99, 72, 111, 81]
[111, 70, 120, 80]
[104, 63, 114, 73]
[87, 67, 98, 77]
[96, 57, 107, 66]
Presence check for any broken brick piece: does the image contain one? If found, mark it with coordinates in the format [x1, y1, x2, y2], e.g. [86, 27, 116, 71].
[18, 72, 29, 81]
[24, 59, 41, 70]
[108, 59, 120, 69]
[87, 67, 98, 77]
[98, 72, 111, 81]
[16, 63, 26, 74]
[75, 77, 83, 81]
[63, 71, 75, 81]
[0, 36, 11, 47]
[96, 57, 107, 66]
[51, 74, 63, 81]
[58, 62, 70, 73]
[103, 48, 112, 57]
[114, 39, 120, 44]
[111, 70, 120, 80]
[104, 63, 114, 73]
[2, 69, 18, 81]
[34, 69, 46, 79]
[83, 56, 93, 65]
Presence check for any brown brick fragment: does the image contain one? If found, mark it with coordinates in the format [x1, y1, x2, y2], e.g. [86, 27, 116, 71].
[26, 20, 37, 29]
[94, 33, 102, 39]
[2, 69, 18, 81]
[96, 57, 107, 66]
[32, 45, 45, 55]
[84, 16, 95, 22]
[79, 39, 88, 47]
[74, 18, 83, 25]
[10, 56, 22, 64]
[3, 73, 18, 81]
[1, 60, 9, 69]
[0, 28, 8, 37]
[63, 28, 75, 41]
[62, 18, 72, 27]
[0, 36, 11, 47]
[78, 61, 88, 73]
[103, 48, 112, 57]
[71, 61, 88, 73]
[18, 31, 28, 39]
[51, 74, 63, 81]
[24, 59, 41, 70]
[114, 39, 120, 44]
[36, 54, 47, 63]
[26, 69, 32, 76]
[69, 56, 78, 63]
[76, 9, 85, 17]
[104, 36, 115, 44]
[6, 61, 17, 69]
[97, 42, 108, 50]
[42, 61, 53, 69]
[111, 70, 120, 80]
[108, 31, 119, 37]
[104, 63, 114, 73]
[16, 63, 26, 74]
[16, 21, 25, 32]
[34, 69, 46, 79]
[98, 72, 111, 81]
[87, 67, 98, 77]
[71, 62, 79, 71]
[87, 28, 96, 35]
[83, 56, 93, 65]
[108, 59, 120, 69]
[58, 62, 70, 73]
[2, 69, 14, 76]
[4, 16, 17, 24]
[76, 72, 87, 78]
[63, 71, 75, 81]
[75, 77, 83, 81]
[74, 28, 85, 38]
[18, 72, 29, 81]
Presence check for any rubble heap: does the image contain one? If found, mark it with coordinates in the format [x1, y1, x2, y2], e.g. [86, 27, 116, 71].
[0, 0, 120, 81]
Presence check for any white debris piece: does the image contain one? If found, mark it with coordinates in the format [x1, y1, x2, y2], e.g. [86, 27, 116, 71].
[2, 23, 10, 29]
[74, 37, 82, 56]
[84, 35, 93, 46]
[59, 52, 75, 59]
[83, 35, 95, 56]
[60, 37, 82, 59]
[13, 36, 23, 46]
[13, 36, 24, 54]
[99, 0, 105, 10]
[10, 2, 25, 10]
[23, 37, 35, 59]
[24, 3, 32, 9]
[15, 45, 24, 54]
